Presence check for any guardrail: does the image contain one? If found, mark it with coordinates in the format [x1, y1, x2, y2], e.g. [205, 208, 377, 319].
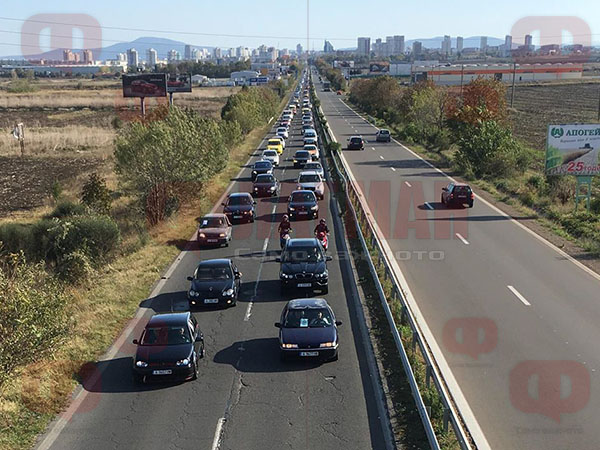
[311, 86, 473, 450]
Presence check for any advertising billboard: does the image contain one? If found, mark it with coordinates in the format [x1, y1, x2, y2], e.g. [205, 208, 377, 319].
[546, 124, 600, 176]
[370, 62, 389, 73]
[167, 73, 192, 93]
[122, 74, 167, 98]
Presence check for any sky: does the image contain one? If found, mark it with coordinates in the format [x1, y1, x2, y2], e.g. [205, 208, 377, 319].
[2, 0, 600, 57]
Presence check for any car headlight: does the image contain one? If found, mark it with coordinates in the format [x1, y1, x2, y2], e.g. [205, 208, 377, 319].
[282, 343, 298, 349]
[198, 233, 206, 238]
[311, 205, 318, 210]
[136, 360, 148, 368]
[270, 186, 276, 191]
[316, 271, 328, 278]
[176, 358, 190, 366]
[189, 290, 199, 297]
[223, 288, 234, 296]
[293, 160, 298, 163]
[320, 342, 335, 348]
[280, 272, 293, 279]
[219, 233, 226, 237]
[289, 207, 295, 212]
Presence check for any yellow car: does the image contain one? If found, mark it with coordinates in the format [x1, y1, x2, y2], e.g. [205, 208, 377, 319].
[267, 139, 283, 154]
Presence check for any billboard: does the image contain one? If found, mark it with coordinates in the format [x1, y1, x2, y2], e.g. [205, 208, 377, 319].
[122, 74, 167, 98]
[167, 73, 192, 93]
[546, 124, 600, 176]
[370, 62, 389, 73]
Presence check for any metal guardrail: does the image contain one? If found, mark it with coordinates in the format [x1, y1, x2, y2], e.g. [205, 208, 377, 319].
[312, 92, 473, 450]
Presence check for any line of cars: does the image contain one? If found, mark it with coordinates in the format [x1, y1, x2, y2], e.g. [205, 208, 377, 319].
[131, 71, 341, 384]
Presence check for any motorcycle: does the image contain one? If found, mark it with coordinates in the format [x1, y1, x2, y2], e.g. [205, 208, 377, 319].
[316, 231, 328, 251]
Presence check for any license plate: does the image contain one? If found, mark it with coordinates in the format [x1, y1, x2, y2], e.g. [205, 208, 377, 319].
[207, 239, 218, 243]
[233, 215, 242, 219]
[299, 351, 319, 357]
[299, 211, 308, 215]
[298, 283, 312, 288]
[204, 298, 219, 304]
[152, 370, 172, 375]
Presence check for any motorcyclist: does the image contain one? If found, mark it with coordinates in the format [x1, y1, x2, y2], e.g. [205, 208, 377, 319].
[279, 214, 292, 248]
[314, 219, 329, 236]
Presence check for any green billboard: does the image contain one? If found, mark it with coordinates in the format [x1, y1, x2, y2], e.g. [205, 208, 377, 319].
[546, 124, 600, 176]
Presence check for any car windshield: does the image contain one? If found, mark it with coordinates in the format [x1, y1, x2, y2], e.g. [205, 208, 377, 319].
[351, 138, 362, 143]
[305, 163, 321, 171]
[277, 128, 286, 133]
[300, 174, 320, 183]
[282, 246, 323, 263]
[295, 152, 310, 159]
[255, 162, 271, 169]
[268, 141, 280, 146]
[283, 308, 333, 328]
[200, 217, 225, 228]
[256, 175, 275, 183]
[379, 130, 389, 135]
[454, 186, 472, 194]
[228, 195, 251, 205]
[194, 266, 232, 280]
[264, 150, 277, 156]
[141, 325, 192, 345]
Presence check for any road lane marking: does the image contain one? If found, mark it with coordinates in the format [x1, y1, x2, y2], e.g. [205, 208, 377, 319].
[371, 147, 375, 151]
[424, 202, 434, 210]
[455, 233, 469, 245]
[404, 181, 412, 187]
[507, 285, 531, 306]
[379, 155, 384, 160]
[211, 417, 226, 450]
[390, 167, 396, 172]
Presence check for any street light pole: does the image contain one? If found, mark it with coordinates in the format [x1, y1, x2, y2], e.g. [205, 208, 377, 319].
[510, 62, 517, 108]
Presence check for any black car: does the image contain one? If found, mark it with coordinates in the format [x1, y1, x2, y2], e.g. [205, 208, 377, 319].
[132, 312, 204, 384]
[287, 190, 318, 220]
[187, 258, 242, 308]
[252, 174, 280, 197]
[275, 298, 341, 361]
[441, 182, 474, 208]
[293, 150, 311, 168]
[277, 238, 331, 294]
[251, 160, 273, 181]
[222, 192, 256, 223]
[347, 136, 364, 150]
[376, 129, 391, 142]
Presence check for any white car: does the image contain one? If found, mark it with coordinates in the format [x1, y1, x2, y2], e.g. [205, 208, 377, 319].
[262, 149, 280, 166]
[304, 162, 324, 178]
[276, 127, 289, 139]
[303, 144, 320, 160]
[297, 171, 325, 200]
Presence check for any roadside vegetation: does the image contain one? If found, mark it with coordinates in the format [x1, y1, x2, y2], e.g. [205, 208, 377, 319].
[343, 70, 600, 255]
[315, 59, 347, 91]
[0, 76, 293, 450]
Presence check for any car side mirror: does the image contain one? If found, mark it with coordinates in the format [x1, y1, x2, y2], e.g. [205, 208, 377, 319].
[326, 255, 333, 261]
[335, 321, 342, 326]
[132, 339, 139, 345]
[442, 187, 448, 192]
[274, 322, 281, 328]
[275, 257, 281, 262]
[187, 276, 193, 281]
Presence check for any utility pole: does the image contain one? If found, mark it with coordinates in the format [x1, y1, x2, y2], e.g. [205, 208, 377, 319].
[597, 86, 600, 121]
[306, 0, 310, 63]
[510, 62, 517, 108]
[459, 64, 464, 98]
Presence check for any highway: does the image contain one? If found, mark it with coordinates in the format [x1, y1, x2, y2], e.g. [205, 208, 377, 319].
[35, 86, 390, 450]
[314, 70, 600, 449]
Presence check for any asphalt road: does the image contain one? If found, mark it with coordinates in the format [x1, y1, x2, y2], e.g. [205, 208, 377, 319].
[314, 71, 600, 449]
[35, 87, 390, 450]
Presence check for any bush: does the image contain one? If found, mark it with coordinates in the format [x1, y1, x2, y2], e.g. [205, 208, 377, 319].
[546, 175, 576, 205]
[7, 79, 38, 93]
[519, 190, 537, 207]
[221, 86, 279, 134]
[591, 197, 600, 214]
[47, 201, 89, 219]
[81, 173, 112, 215]
[0, 253, 70, 387]
[527, 174, 545, 192]
[55, 250, 94, 283]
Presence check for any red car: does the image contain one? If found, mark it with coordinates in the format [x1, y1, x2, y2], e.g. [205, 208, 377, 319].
[441, 183, 474, 208]
[130, 79, 162, 95]
[197, 213, 232, 247]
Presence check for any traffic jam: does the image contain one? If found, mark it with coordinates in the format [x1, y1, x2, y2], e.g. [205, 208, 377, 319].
[132, 70, 342, 383]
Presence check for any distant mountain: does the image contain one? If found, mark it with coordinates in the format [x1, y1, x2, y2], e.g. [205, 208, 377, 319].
[2, 37, 215, 60]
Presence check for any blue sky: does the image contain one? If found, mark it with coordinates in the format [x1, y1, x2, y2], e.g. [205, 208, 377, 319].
[1, 0, 599, 57]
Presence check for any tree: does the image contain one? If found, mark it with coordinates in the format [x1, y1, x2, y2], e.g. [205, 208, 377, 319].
[81, 173, 112, 215]
[447, 77, 508, 126]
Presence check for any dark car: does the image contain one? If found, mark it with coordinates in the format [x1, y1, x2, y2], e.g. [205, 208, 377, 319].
[376, 129, 391, 142]
[197, 213, 232, 247]
[130, 79, 162, 95]
[277, 238, 331, 294]
[132, 312, 204, 384]
[275, 298, 341, 361]
[347, 136, 364, 150]
[441, 182, 474, 208]
[187, 259, 242, 308]
[288, 190, 318, 220]
[222, 192, 256, 223]
[253, 173, 280, 197]
[251, 160, 273, 181]
[293, 150, 311, 168]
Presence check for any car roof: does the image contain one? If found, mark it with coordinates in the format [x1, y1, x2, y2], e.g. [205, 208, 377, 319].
[202, 213, 227, 219]
[147, 312, 190, 326]
[229, 192, 252, 198]
[295, 150, 310, 155]
[454, 183, 471, 187]
[350, 135, 363, 139]
[255, 173, 274, 180]
[254, 160, 272, 165]
[287, 298, 329, 309]
[197, 258, 231, 268]
[378, 129, 390, 132]
[286, 237, 320, 247]
[299, 171, 319, 177]
[305, 162, 321, 167]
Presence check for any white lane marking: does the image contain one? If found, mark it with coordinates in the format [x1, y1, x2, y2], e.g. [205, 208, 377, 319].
[424, 202, 434, 210]
[390, 167, 396, 172]
[404, 181, 412, 187]
[371, 147, 375, 151]
[244, 237, 268, 321]
[379, 155, 384, 160]
[455, 233, 470, 245]
[211, 417, 226, 450]
[507, 285, 531, 306]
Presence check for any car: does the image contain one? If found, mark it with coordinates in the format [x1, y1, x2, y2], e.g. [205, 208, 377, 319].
[287, 189, 318, 220]
[253, 173, 280, 197]
[302, 118, 314, 126]
[289, 104, 297, 114]
[280, 119, 291, 129]
[304, 128, 317, 139]
[441, 183, 474, 208]
[293, 150, 311, 168]
[303, 136, 318, 147]
[304, 161, 324, 178]
[222, 192, 256, 223]
[302, 107, 311, 115]
[197, 213, 232, 247]
[187, 259, 242, 308]
[301, 124, 313, 135]
[132, 312, 204, 384]
[275, 298, 341, 361]
[281, 114, 293, 122]
[303, 144, 320, 160]
[251, 160, 273, 180]
[276, 238, 331, 294]
[297, 171, 325, 200]
[347, 136, 364, 150]
[282, 109, 293, 117]
[262, 149, 280, 166]
[276, 127, 289, 140]
[266, 139, 283, 155]
[270, 135, 286, 150]
[129, 79, 163, 95]
[376, 129, 392, 142]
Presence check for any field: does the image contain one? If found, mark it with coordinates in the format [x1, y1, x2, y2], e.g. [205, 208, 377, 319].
[0, 79, 238, 218]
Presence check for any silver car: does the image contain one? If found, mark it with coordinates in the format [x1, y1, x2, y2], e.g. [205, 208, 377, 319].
[304, 162, 324, 178]
[297, 171, 325, 200]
